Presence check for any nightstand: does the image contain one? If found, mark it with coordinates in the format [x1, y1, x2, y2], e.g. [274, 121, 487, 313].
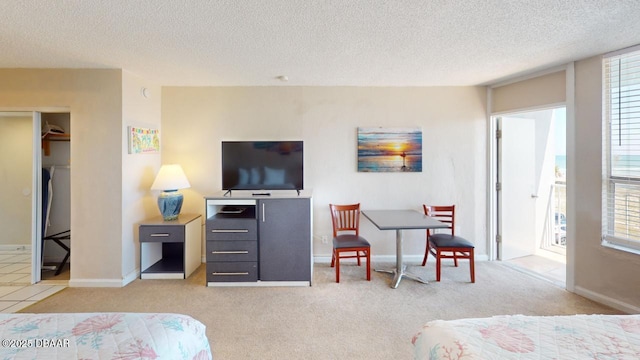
[139, 213, 201, 279]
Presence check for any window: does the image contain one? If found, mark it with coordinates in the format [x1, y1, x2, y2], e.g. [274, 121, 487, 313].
[602, 46, 640, 253]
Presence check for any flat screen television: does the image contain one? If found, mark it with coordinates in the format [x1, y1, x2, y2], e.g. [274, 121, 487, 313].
[222, 141, 304, 191]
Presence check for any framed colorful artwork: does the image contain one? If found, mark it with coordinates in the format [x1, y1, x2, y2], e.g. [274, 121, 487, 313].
[357, 127, 422, 172]
[128, 126, 160, 154]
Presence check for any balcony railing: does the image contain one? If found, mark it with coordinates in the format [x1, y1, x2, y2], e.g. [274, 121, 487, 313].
[542, 182, 566, 250]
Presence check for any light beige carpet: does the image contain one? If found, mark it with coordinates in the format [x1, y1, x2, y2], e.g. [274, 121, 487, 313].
[21, 261, 621, 359]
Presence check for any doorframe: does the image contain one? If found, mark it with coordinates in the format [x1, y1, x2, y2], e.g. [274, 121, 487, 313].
[486, 63, 575, 292]
[31, 112, 42, 284]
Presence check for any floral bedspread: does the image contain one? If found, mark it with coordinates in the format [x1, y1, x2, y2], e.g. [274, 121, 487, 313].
[412, 314, 640, 360]
[0, 312, 212, 360]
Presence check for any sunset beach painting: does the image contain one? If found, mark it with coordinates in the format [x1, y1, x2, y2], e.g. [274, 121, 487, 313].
[357, 127, 422, 172]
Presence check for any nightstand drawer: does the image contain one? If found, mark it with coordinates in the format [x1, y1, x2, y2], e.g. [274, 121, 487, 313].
[207, 262, 258, 282]
[206, 241, 257, 262]
[139, 225, 184, 243]
[206, 219, 257, 241]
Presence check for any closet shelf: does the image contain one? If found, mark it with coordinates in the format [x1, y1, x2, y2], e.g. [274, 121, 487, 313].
[42, 133, 70, 156]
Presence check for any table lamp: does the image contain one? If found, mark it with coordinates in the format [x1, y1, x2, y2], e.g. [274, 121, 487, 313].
[151, 164, 191, 221]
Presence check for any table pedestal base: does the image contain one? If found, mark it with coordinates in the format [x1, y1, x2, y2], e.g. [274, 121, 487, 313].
[375, 228, 429, 288]
[375, 266, 428, 288]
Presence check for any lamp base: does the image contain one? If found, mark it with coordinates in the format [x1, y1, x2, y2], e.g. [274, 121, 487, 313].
[157, 190, 183, 221]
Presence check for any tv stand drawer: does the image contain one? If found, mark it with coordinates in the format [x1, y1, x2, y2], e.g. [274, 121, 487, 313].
[206, 240, 257, 262]
[207, 262, 258, 282]
[206, 219, 257, 240]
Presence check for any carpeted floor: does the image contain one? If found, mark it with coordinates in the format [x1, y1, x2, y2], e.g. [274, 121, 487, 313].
[21, 261, 621, 359]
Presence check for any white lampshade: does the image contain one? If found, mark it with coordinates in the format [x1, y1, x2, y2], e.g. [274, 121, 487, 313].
[151, 164, 191, 191]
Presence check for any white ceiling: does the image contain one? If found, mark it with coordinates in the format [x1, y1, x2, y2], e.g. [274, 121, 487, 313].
[2, 1, 640, 87]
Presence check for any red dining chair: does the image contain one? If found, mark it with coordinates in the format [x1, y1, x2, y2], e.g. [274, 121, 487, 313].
[329, 203, 371, 283]
[422, 205, 475, 283]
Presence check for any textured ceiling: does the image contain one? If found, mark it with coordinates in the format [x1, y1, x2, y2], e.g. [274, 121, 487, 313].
[1, 1, 640, 86]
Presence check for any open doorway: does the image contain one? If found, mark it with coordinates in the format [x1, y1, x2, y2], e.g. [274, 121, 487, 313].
[496, 107, 566, 286]
[40, 113, 71, 283]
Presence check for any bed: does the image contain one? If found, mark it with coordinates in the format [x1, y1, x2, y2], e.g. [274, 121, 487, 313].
[412, 314, 640, 359]
[0, 312, 212, 359]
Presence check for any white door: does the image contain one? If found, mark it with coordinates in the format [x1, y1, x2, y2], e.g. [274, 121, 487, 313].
[32, 112, 42, 283]
[0, 111, 41, 284]
[498, 116, 537, 260]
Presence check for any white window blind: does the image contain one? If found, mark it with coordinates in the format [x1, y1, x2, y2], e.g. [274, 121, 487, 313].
[603, 47, 640, 253]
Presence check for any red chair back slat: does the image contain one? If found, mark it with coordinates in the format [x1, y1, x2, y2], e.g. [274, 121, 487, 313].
[330, 203, 360, 236]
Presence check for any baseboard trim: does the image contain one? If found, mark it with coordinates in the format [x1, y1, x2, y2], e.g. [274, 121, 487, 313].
[66, 255, 490, 287]
[68, 268, 142, 288]
[123, 269, 138, 286]
[573, 286, 640, 314]
[0, 244, 31, 251]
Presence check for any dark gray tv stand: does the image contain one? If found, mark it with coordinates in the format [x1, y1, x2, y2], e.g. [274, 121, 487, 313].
[204, 190, 313, 287]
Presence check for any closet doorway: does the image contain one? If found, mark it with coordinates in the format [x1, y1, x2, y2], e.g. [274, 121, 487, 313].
[41, 113, 71, 282]
[0, 111, 70, 285]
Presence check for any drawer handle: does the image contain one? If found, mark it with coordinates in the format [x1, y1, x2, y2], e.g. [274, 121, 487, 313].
[150, 233, 170, 237]
[211, 251, 249, 255]
[211, 229, 249, 233]
[211, 272, 249, 276]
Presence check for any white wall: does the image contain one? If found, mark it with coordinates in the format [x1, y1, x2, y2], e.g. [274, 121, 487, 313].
[162, 86, 488, 260]
[121, 71, 161, 283]
[573, 55, 640, 312]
